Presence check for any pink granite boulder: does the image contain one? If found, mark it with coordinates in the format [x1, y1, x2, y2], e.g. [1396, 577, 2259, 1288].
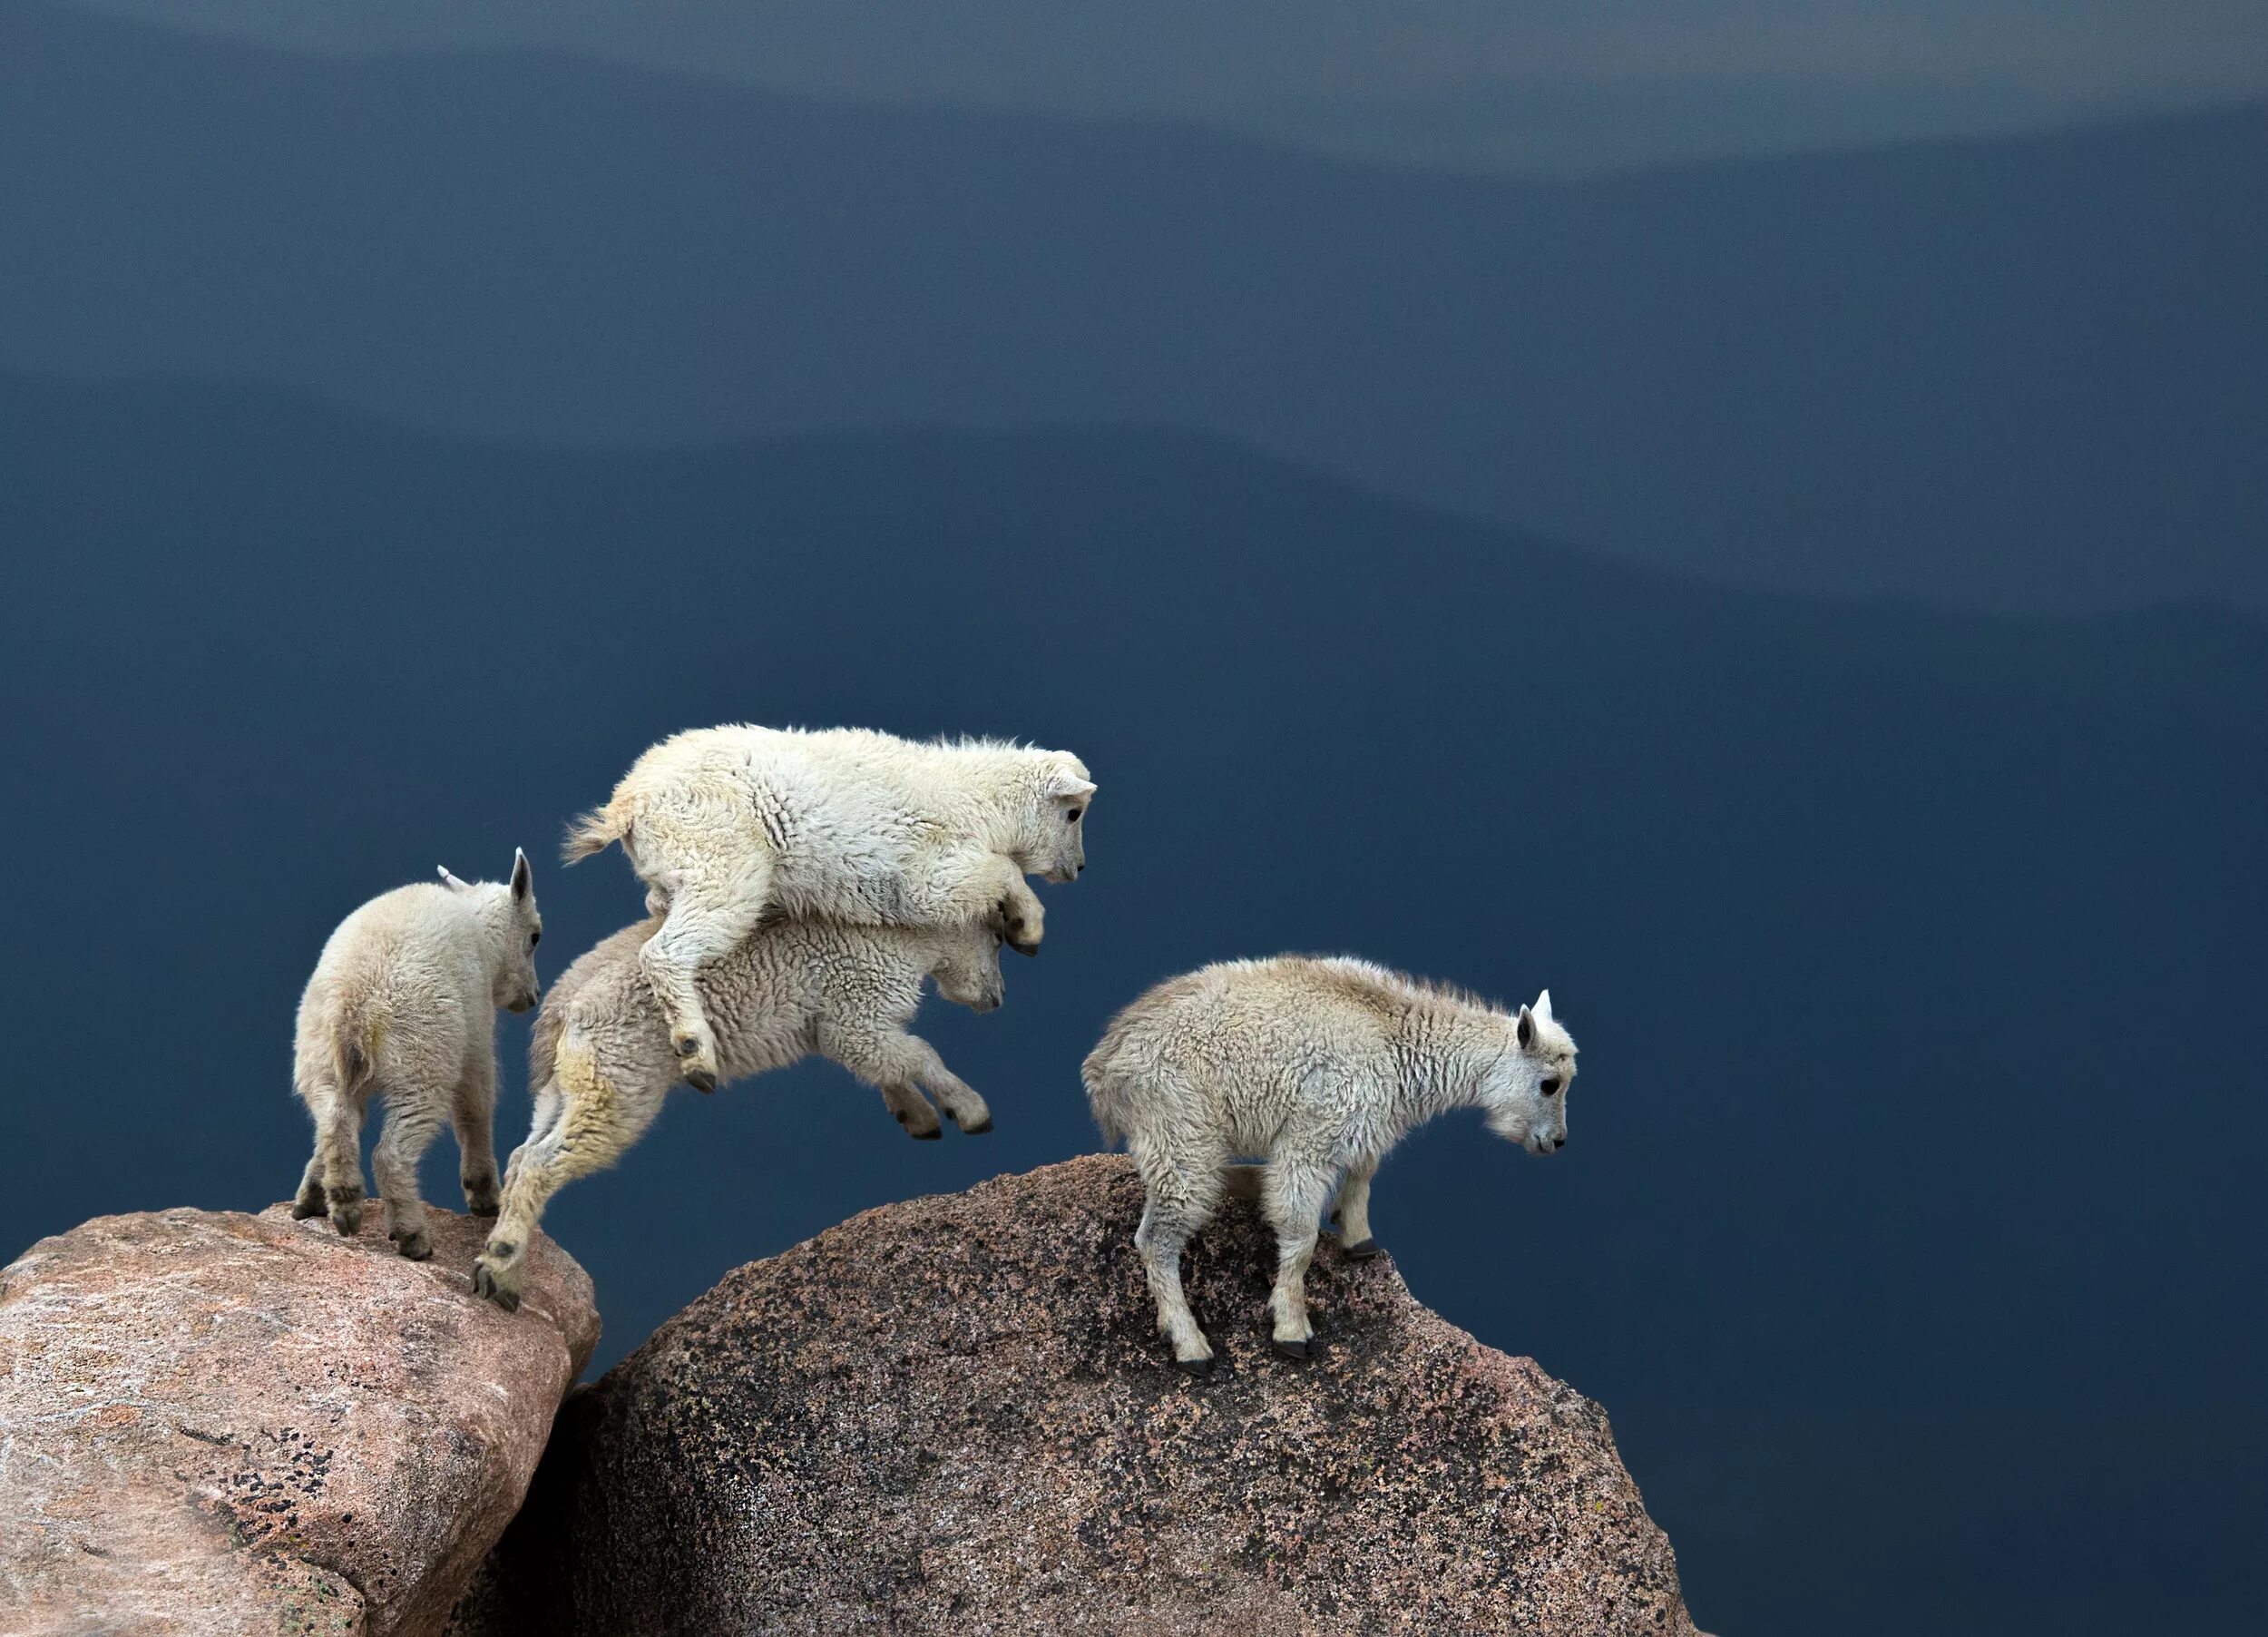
[464, 1153, 1696, 1635]
[0, 1202, 597, 1637]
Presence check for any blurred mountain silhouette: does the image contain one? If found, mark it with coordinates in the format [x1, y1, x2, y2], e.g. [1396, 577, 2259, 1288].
[4, 3, 2263, 613]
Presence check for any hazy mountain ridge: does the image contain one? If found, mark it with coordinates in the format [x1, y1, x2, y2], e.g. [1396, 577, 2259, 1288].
[5, 2, 2263, 614]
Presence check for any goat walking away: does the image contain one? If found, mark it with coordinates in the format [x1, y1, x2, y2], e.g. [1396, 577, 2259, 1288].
[290, 851, 543, 1261]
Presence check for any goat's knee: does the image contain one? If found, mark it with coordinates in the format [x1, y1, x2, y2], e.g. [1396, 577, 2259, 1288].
[990, 874, 1045, 956]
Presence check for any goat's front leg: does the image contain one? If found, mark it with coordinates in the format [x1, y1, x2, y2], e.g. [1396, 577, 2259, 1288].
[900, 1033, 993, 1134]
[968, 855, 1044, 956]
[1329, 1157, 1383, 1259]
[817, 1023, 950, 1139]
[1260, 1161, 1334, 1360]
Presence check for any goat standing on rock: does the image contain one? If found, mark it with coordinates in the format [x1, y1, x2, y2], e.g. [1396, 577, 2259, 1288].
[1083, 957, 1578, 1374]
[471, 913, 1007, 1309]
[289, 852, 543, 1260]
[563, 725, 1093, 1093]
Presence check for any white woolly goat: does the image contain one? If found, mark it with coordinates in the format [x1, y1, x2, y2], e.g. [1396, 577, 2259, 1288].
[1082, 956, 1578, 1373]
[290, 852, 543, 1260]
[562, 725, 1093, 1093]
[470, 911, 1006, 1310]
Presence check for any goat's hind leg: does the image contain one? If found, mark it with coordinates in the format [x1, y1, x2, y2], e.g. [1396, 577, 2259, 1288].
[1130, 1140, 1227, 1376]
[636, 852, 773, 1092]
[309, 1082, 369, 1236]
[290, 1152, 328, 1220]
[371, 1083, 445, 1261]
[454, 1053, 502, 1216]
[474, 1046, 661, 1310]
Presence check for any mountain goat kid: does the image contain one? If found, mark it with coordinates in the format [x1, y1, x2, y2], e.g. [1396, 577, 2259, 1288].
[290, 852, 543, 1261]
[1083, 956, 1578, 1375]
[471, 912, 1007, 1309]
[563, 725, 1093, 1093]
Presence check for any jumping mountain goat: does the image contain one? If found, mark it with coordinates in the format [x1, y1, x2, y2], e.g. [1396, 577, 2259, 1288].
[562, 725, 1093, 1093]
[470, 912, 1007, 1310]
[289, 852, 543, 1261]
[1082, 957, 1578, 1374]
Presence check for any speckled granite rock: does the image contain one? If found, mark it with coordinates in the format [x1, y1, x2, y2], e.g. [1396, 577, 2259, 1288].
[464, 1154, 1696, 1636]
[0, 1202, 598, 1637]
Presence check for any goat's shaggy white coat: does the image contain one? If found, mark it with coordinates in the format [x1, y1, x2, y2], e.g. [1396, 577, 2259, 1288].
[563, 725, 1092, 1091]
[1082, 956, 1578, 1370]
[470, 911, 1005, 1309]
[290, 852, 543, 1260]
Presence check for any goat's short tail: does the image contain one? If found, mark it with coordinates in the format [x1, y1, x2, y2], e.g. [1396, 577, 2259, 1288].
[330, 1003, 384, 1096]
[561, 799, 626, 865]
[1080, 1040, 1129, 1149]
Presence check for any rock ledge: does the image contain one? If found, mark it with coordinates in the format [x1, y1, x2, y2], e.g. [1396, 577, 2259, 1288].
[0, 1202, 596, 1637]
[465, 1153, 1694, 1635]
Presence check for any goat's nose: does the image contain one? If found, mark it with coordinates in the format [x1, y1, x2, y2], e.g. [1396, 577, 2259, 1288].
[1075, 863, 1085, 875]
[1552, 1135, 1566, 1150]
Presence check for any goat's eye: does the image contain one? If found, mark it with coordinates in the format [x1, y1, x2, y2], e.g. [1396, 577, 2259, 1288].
[1540, 1076, 1561, 1096]
[1066, 807, 1083, 823]
[529, 930, 542, 947]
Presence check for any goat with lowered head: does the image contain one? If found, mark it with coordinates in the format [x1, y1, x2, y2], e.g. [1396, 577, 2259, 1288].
[471, 911, 1007, 1309]
[1082, 956, 1578, 1374]
[289, 851, 543, 1260]
[562, 724, 1092, 1093]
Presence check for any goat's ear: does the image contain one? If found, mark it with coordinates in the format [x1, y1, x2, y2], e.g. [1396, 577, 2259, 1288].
[1516, 1005, 1536, 1051]
[437, 866, 472, 892]
[1533, 988, 1554, 1024]
[1045, 769, 1097, 800]
[510, 848, 533, 902]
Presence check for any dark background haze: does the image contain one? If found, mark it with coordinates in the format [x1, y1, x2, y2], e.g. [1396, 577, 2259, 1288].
[3, 5, 2263, 1633]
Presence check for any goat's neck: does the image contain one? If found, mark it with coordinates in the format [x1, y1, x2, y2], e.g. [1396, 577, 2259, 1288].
[1392, 1010, 1502, 1127]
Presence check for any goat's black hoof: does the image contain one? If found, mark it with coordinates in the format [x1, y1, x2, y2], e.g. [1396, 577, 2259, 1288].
[683, 1067, 717, 1094]
[1010, 940, 1040, 958]
[291, 1197, 327, 1220]
[1175, 1355, 1216, 1379]
[913, 1124, 943, 1141]
[1271, 1337, 1314, 1362]
[1344, 1238, 1382, 1260]
[393, 1230, 433, 1262]
[963, 1115, 993, 1135]
[471, 1265, 521, 1313]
